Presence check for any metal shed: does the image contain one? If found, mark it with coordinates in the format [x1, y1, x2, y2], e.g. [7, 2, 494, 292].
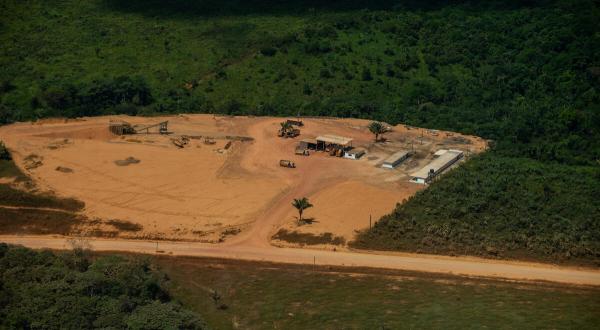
[410, 149, 463, 184]
[382, 150, 411, 169]
[316, 135, 353, 149]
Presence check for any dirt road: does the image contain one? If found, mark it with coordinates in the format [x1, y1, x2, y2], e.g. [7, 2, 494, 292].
[2, 235, 599, 286]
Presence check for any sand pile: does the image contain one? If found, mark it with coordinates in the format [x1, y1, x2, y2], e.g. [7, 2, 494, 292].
[114, 157, 141, 166]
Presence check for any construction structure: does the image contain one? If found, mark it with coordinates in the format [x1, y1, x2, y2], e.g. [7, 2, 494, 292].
[298, 138, 318, 150]
[136, 121, 169, 134]
[109, 120, 169, 135]
[316, 135, 352, 151]
[410, 149, 463, 184]
[382, 150, 411, 169]
[109, 120, 136, 135]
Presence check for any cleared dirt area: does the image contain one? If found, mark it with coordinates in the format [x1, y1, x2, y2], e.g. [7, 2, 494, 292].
[0, 115, 486, 245]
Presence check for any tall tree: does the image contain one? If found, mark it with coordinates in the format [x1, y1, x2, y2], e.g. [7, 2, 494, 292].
[368, 121, 388, 142]
[292, 197, 313, 224]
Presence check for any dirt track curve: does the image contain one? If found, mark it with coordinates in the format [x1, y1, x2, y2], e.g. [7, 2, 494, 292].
[2, 235, 600, 286]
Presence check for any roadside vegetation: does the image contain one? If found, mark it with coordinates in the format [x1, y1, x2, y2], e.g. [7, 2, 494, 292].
[0, 0, 598, 263]
[273, 229, 345, 246]
[0, 244, 207, 329]
[157, 255, 600, 329]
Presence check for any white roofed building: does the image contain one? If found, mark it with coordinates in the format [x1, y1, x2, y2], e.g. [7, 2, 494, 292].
[410, 149, 463, 184]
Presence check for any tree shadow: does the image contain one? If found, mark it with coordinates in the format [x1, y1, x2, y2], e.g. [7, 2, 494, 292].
[295, 216, 318, 225]
[101, 0, 549, 19]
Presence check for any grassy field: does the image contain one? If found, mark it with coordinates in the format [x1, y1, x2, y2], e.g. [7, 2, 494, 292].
[156, 256, 600, 329]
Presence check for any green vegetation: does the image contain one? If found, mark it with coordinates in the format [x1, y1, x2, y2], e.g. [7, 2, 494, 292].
[368, 121, 388, 142]
[0, 244, 206, 329]
[0, 0, 598, 262]
[158, 256, 600, 329]
[273, 229, 346, 245]
[4, 247, 598, 329]
[0, 141, 10, 160]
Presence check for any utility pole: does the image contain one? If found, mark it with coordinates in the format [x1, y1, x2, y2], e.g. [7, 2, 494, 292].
[369, 214, 372, 229]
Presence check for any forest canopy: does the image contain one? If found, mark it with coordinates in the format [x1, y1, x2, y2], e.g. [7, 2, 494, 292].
[0, 243, 207, 329]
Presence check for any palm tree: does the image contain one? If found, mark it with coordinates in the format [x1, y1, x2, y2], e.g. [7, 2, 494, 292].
[292, 197, 313, 224]
[368, 121, 388, 142]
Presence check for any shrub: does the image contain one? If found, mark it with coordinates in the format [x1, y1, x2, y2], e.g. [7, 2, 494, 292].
[260, 46, 278, 56]
[361, 67, 373, 81]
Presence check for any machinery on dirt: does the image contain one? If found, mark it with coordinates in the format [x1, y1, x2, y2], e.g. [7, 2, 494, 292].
[278, 127, 300, 138]
[286, 119, 304, 127]
[278, 121, 301, 138]
[171, 135, 190, 148]
[279, 160, 296, 168]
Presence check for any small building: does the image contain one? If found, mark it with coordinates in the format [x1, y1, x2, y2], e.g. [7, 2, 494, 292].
[410, 149, 463, 184]
[344, 147, 366, 160]
[315, 135, 353, 151]
[382, 150, 411, 169]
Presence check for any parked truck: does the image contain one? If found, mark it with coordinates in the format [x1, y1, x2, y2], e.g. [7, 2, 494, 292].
[279, 160, 296, 168]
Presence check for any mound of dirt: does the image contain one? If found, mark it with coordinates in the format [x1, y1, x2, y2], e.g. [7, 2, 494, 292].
[55, 166, 73, 173]
[114, 157, 140, 166]
[23, 154, 43, 170]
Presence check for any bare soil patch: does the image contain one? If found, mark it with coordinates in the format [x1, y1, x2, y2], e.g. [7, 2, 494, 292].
[0, 115, 486, 243]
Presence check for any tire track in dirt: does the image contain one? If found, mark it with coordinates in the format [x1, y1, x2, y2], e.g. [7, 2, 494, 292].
[41, 153, 186, 202]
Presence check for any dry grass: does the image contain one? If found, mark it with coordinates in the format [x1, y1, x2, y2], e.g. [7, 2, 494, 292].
[0, 184, 84, 212]
[105, 219, 143, 232]
[0, 207, 84, 235]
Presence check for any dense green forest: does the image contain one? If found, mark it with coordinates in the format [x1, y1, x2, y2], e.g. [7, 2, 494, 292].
[0, 0, 598, 263]
[0, 244, 206, 329]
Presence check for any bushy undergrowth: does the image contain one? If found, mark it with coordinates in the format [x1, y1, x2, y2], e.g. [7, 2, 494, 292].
[0, 244, 207, 329]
